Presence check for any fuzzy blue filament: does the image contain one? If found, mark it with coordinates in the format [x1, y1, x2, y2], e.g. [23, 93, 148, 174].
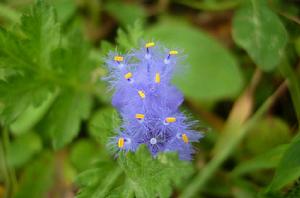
[105, 42, 202, 160]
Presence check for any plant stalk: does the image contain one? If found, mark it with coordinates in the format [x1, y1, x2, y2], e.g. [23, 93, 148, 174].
[180, 81, 287, 198]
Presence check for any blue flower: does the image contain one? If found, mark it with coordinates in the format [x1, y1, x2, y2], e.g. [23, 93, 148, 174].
[104, 42, 203, 160]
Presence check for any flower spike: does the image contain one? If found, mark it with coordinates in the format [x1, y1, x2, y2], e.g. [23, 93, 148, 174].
[104, 41, 203, 160]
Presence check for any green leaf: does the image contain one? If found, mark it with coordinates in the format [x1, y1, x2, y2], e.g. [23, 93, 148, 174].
[88, 107, 120, 145]
[278, 56, 300, 125]
[232, 144, 288, 176]
[106, 181, 134, 198]
[70, 139, 102, 172]
[0, 75, 52, 123]
[119, 145, 193, 198]
[0, 0, 59, 123]
[50, 31, 95, 82]
[76, 145, 193, 198]
[7, 132, 42, 168]
[232, 0, 288, 71]
[0, 2, 95, 150]
[105, 1, 146, 26]
[20, 0, 60, 69]
[146, 18, 244, 101]
[75, 161, 122, 198]
[268, 134, 300, 191]
[37, 90, 92, 149]
[244, 117, 291, 155]
[14, 152, 55, 198]
[10, 90, 57, 135]
[116, 21, 144, 50]
[36, 30, 95, 149]
[295, 36, 300, 56]
[51, 0, 76, 23]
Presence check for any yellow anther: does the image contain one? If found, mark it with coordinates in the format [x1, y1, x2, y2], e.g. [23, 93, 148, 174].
[182, 133, 189, 144]
[138, 90, 145, 99]
[118, 138, 124, 148]
[145, 42, 155, 48]
[155, 73, 160, 83]
[114, 56, 124, 62]
[169, 50, 178, 55]
[124, 72, 132, 80]
[135, 114, 145, 119]
[165, 117, 176, 123]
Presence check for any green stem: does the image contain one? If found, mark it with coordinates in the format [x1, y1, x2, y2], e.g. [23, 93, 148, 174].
[180, 82, 286, 198]
[0, 138, 10, 198]
[1, 128, 17, 198]
[279, 57, 300, 124]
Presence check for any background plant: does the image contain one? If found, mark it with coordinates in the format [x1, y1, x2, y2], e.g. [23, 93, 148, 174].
[0, 0, 299, 198]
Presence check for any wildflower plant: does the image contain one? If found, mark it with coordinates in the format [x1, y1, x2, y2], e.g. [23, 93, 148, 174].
[1, 0, 300, 198]
[105, 42, 203, 160]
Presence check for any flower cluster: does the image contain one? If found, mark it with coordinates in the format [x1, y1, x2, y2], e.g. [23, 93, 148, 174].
[104, 42, 202, 160]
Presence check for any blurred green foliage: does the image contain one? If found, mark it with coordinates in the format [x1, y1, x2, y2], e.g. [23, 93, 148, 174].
[0, 0, 299, 198]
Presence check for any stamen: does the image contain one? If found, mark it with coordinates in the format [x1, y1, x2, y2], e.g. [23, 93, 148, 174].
[145, 42, 155, 59]
[182, 133, 189, 144]
[124, 72, 132, 80]
[138, 90, 145, 99]
[165, 117, 176, 123]
[118, 137, 124, 148]
[169, 50, 178, 55]
[114, 56, 123, 62]
[164, 50, 178, 64]
[135, 114, 145, 120]
[155, 73, 160, 83]
[145, 42, 155, 48]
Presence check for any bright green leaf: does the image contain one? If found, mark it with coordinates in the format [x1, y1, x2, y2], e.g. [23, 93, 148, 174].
[75, 161, 122, 198]
[37, 90, 92, 149]
[268, 134, 300, 191]
[232, 0, 288, 71]
[70, 139, 102, 172]
[10, 91, 57, 135]
[51, 0, 76, 23]
[0, 0, 59, 123]
[7, 132, 42, 168]
[119, 145, 193, 198]
[0, 75, 52, 123]
[116, 21, 144, 50]
[36, 30, 95, 149]
[20, 0, 60, 69]
[88, 107, 120, 145]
